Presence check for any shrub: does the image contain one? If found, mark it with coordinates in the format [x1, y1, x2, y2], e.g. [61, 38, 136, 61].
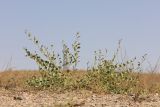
[24, 32, 80, 89]
[85, 41, 147, 94]
[24, 32, 146, 94]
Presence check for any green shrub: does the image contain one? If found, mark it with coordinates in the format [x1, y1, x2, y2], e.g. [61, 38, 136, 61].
[24, 32, 80, 89]
[85, 41, 147, 94]
[24, 32, 146, 94]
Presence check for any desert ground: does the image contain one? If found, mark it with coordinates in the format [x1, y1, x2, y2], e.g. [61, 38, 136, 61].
[1, 88, 160, 107]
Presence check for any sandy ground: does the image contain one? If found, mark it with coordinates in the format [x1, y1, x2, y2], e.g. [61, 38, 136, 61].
[0, 89, 160, 107]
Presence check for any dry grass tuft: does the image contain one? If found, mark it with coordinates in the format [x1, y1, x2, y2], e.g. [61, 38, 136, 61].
[0, 70, 40, 90]
[139, 72, 160, 93]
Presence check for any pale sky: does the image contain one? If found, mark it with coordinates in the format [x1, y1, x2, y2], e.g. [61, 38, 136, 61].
[0, 0, 160, 70]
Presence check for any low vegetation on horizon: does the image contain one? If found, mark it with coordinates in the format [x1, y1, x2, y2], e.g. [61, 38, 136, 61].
[1, 32, 160, 97]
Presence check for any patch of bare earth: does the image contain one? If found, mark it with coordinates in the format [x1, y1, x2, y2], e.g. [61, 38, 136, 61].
[0, 89, 160, 107]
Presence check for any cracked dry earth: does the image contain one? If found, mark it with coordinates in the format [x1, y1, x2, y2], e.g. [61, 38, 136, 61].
[0, 89, 160, 107]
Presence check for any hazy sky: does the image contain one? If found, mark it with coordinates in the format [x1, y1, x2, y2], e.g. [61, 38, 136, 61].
[0, 0, 160, 70]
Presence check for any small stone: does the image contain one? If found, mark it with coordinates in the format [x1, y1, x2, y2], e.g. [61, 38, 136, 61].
[13, 96, 23, 100]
